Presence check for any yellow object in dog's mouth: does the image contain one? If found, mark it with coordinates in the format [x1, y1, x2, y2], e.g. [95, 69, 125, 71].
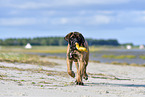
[75, 43, 88, 52]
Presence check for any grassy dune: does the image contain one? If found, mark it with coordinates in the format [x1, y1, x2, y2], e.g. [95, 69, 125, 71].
[0, 46, 67, 53]
[0, 52, 59, 67]
[102, 55, 136, 59]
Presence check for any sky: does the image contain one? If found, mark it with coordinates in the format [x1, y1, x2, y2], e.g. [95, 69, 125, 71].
[0, 0, 145, 45]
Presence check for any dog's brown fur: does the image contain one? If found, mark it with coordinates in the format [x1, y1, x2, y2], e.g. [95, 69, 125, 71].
[64, 32, 89, 85]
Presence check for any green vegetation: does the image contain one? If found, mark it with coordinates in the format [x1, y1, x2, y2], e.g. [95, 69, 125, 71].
[102, 54, 145, 62]
[0, 37, 120, 46]
[87, 38, 119, 46]
[0, 46, 67, 53]
[89, 46, 121, 52]
[32, 82, 36, 85]
[139, 55, 145, 60]
[102, 55, 136, 59]
[0, 52, 58, 66]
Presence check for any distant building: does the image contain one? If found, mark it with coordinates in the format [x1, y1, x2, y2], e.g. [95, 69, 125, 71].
[139, 45, 144, 49]
[25, 43, 32, 49]
[126, 45, 132, 49]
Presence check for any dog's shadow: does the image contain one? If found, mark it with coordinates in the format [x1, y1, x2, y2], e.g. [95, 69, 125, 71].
[84, 82, 145, 88]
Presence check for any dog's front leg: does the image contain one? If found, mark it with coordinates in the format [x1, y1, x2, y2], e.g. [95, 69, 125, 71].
[67, 58, 75, 78]
[76, 57, 85, 85]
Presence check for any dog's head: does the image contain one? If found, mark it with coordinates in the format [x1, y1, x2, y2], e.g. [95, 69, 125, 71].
[64, 32, 85, 50]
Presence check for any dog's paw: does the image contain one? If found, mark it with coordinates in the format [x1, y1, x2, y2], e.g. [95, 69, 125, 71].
[68, 71, 75, 78]
[76, 81, 84, 85]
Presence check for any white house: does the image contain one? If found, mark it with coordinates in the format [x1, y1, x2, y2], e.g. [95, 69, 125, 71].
[139, 45, 144, 49]
[25, 43, 32, 49]
[126, 45, 132, 49]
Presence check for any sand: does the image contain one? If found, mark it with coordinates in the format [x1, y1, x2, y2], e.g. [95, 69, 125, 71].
[0, 58, 145, 97]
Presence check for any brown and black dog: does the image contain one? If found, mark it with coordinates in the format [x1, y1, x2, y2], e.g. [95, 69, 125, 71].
[64, 32, 89, 85]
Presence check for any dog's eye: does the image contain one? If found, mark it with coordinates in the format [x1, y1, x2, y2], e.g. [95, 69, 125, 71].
[71, 36, 75, 38]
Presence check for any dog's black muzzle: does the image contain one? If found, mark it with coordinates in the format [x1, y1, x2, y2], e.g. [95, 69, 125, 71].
[69, 38, 78, 50]
[69, 38, 79, 59]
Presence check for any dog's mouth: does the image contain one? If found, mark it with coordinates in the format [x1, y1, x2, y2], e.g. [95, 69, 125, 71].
[69, 36, 88, 52]
[69, 43, 88, 60]
[69, 38, 78, 50]
[70, 42, 88, 53]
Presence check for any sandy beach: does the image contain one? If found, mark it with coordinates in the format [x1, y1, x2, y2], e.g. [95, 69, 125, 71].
[0, 58, 145, 97]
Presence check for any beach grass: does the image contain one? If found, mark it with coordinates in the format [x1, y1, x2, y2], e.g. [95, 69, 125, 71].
[0, 52, 58, 66]
[102, 55, 136, 59]
[139, 55, 145, 60]
[0, 46, 67, 53]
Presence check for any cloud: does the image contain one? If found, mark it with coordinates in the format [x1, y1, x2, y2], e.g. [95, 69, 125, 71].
[114, 11, 145, 24]
[51, 18, 69, 25]
[1, 10, 145, 28]
[50, 15, 112, 26]
[63, 0, 130, 5]
[131, 11, 145, 23]
[0, 18, 37, 26]
[1, 0, 145, 29]
[0, 0, 131, 9]
[3, 2, 50, 9]
[93, 15, 112, 24]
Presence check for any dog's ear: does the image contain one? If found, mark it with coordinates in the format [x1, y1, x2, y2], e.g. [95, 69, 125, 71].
[78, 33, 85, 46]
[64, 32, 73, 42]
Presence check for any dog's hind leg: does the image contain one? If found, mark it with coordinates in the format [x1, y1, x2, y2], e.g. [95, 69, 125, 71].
[67, 58, 75, 78]
[83, 62, 88, 80]
[75, 61, 79, 74]
[83, 54, 89, 80]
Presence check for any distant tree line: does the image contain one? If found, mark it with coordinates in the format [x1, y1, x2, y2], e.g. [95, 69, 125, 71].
[86, 38, 119, 46]
[0, 37, 120, 46]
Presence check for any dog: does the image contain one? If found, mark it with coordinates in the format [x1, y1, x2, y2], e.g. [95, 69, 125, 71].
[64, 32, 89, 85]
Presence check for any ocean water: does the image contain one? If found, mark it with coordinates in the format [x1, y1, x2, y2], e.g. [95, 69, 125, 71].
[31, 49, 145, 65]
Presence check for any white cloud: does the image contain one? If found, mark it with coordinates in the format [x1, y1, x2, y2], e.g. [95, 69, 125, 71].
[0, 0, 131, 9]
[0, 18, 37, 26]
[78, 10, 114, 16]
[114, 11, 145, 24]
[51, 18, 69, 25]
[2, 10, 145, 27]
[6, 2, 50, 9]
[131, 11, 145, 23]
[93, 15, 112, 24]
[60, 18, 68, 24]
[50, 15, 112, 25]
[41, 11, 57, 16]
[62, 0, 130, 5]
[141, 16, 145, 21]
[9, 10, 19, 15]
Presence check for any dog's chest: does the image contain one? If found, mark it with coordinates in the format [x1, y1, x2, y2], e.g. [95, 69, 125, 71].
[68, 50, 81, 61]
